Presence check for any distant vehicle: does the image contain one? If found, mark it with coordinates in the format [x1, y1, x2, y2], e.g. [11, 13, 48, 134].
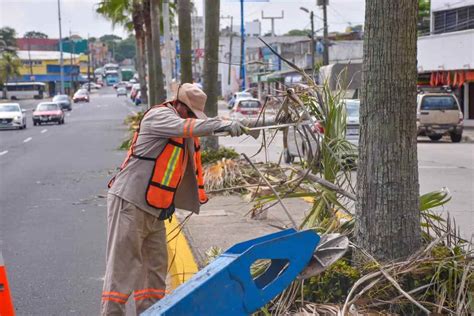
[121, 69, 135, 82]
[52, 94, 72, 111]
[130, 84, 141, 101]
[113, 81, 127, 89]
[82, 82, 100, 90]
[116, 87, 127, 97]
[417, 93, 463, 142]
[73, 89, 90, 103]
[105, 70, 119, 86]
[0, 103, 27, 129]
[227, 92, 253, 109]
[104, 63, 119, 72]
[284, 99, 360, 164]
[129, 78, 137, 84]
[32, 102, 65, 125]
[4, 82, 46, 100]
[230, 98, 262, 117]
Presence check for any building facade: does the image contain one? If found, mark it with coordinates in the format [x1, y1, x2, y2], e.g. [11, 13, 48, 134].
[418, 0, 474, 120]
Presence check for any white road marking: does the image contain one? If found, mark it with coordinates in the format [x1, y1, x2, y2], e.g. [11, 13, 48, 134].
[23, 137, 32, 143]
[41, 129, 48, 134]
[0, 150, 8, 156]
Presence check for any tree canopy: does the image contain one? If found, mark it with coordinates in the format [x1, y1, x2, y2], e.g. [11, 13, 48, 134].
[285, 29, 311, 37]
[24, 31, 48, 39]
[114, 36, 136, 62]
[0, 27, 17, 48]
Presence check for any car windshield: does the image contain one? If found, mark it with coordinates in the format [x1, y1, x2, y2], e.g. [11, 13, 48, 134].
[239, 100, 260, 108]
[53, 95, 68, 101]
[345, 100, 360, 118]
[37, 103, 59, 111]
[237, 92, 252, 99]
[421, 96, 458, 110]
[76, 90, 87, 95]
[0, 104, 20, 112]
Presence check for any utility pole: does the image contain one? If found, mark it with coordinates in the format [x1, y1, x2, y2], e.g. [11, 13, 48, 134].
[221, 15, 233, 85]
[261, 11, 284, 37]
[162, 0, 172, 99]
[87, 34, 91, 93]
[27, 38, 33, 76]
[320, 0, 330, 65]
[300, 7, 315, 73]
[57, 0, 65, 94]
[240, 0, 246, 91]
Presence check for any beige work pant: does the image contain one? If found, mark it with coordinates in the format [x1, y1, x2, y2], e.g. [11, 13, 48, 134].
[101, 194, 168, 315]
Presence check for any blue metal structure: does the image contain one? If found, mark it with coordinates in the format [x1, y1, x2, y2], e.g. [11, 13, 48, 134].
[143, 229, 320, 316]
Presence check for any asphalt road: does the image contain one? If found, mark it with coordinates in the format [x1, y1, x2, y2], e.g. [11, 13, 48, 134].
[0, 88, 141, 315]
[0, 92, 472, 314]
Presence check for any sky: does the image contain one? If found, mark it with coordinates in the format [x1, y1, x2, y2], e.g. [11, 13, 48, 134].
[0, 0, 365, 40]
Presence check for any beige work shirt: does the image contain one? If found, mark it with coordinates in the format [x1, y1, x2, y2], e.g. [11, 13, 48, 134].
[109, 103, 230, 217]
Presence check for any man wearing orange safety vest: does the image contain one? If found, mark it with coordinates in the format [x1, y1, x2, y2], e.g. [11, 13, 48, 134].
[101, 83, 245, 315]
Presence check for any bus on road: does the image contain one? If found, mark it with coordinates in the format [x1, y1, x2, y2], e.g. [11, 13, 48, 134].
[3, 82, 46, 100]
[105, 70, 119, 86]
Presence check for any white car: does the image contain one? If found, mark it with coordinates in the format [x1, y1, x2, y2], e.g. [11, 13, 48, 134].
[0, 103, 27, 129]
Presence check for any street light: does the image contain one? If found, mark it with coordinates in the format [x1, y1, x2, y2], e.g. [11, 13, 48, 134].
[300, 7, 315, 75]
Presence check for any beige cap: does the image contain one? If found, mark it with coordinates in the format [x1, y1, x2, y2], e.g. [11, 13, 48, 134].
[176, 83, 207, 119]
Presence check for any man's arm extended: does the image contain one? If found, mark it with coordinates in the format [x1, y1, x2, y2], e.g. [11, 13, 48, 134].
[140, 106, 232, 138]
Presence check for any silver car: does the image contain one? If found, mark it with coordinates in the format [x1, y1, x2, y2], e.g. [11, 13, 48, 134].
[284, 99, 360, 163]
[0, 103, 27, 129]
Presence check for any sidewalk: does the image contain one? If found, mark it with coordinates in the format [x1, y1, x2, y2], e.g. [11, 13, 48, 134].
[176, 194, 311, 267]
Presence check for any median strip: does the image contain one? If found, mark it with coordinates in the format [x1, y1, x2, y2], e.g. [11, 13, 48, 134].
[23, 137, 32, 143]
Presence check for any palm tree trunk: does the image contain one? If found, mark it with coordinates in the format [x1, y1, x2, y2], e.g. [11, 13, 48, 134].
[143, 0, 156, 106]
[202, 0, 220, 150]
[355, 0, 421, 261]
[178, 0, 192, 83]
[150, 0, 166, 104]
[132, 0, 148, 106]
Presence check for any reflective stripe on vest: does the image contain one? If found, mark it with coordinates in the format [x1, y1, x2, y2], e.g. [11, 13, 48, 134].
[194, 138, 209, 205]
[146, 138, 185, 209]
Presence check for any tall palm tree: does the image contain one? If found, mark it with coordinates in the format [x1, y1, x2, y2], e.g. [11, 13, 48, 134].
[149, 0, 166, 104]
[355, 0, 421, 261]
[202, 0, 220, 150]
[143, 0, 156, 105]
[96, 0, 148, 105]
[178, 0, 192, 83]
[0, 52, 21, 99]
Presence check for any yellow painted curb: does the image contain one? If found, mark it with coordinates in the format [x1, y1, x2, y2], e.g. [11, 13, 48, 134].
[165, 214, 199, 290]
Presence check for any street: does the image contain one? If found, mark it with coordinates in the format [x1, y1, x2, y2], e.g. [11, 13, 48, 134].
[0, 90, 472, 314]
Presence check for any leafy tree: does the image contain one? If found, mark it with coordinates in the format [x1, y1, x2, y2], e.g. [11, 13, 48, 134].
[99, 34, 123, 42]
[24, 31, 48, 39]
[114, 36, 136, 63]
[418, 0, 430, 34]
[0, 27, 17, 50]
[285, 29, 311, 36]
[0, 52, 21, 98]
[355, 0, 421, 261]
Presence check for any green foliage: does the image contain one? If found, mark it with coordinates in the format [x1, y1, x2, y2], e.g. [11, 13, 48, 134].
[99, 34, 123, 42]
[201, 147, 239, 165]
[0, 52, 21, 85]
[24, 31, 48, 39]
[114, 36, 136, 62]
[285, 29, 311, 37]
[0, 26, 17, 48]
[304, 259, 360, 303]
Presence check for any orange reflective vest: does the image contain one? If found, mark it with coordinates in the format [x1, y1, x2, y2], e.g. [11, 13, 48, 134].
[109, 104, 208, 210]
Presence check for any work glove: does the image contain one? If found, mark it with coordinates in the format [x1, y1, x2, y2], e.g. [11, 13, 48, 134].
[215, 120, 246, 137]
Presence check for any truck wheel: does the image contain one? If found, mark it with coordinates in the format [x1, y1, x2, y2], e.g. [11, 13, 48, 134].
[429, 135, 442, 141]
[450, 133, 462, 143]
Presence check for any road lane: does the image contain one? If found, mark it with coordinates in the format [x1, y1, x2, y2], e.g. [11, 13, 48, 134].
[0, 88, 134, 315]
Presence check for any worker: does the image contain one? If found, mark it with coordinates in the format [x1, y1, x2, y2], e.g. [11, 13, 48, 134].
[101, 83, 245, 315]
